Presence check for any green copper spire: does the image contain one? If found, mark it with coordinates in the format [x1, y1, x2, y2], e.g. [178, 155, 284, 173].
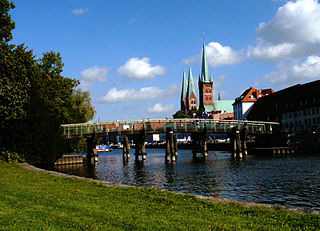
[201, 41, 210, 82]
[210, 74, 213, 82]
[181, 70, 188, 101]
[187, 66, 196, 98]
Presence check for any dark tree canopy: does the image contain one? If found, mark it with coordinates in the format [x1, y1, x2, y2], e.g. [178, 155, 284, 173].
[0, 44, 33, 122]
[0, 0, 15, 42]
[0, 1, 95, 164]
[173, 110, 189, 118]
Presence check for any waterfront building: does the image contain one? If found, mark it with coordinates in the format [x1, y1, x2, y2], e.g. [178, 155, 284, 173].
[246, 80, 320, 133]
[233, 87, 274, 120]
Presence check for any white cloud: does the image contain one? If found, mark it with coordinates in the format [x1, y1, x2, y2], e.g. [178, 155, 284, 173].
[117, 57, 166, 80]
[182, 42, 244, 67]
[98, 84, 179, 103]
[263, 56, 320, 86]
[72, 8, 89, 14]
[249, 0, 320, 61]
[147, 103, 175, 114]
[79, 66, 109, 90]
[258, 0, 320, 44]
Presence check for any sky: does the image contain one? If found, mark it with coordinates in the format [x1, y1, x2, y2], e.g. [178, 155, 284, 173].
[10, 0, 320, 122]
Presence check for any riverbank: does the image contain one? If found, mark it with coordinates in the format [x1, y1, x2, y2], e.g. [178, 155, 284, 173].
[0, 161, 319, 230]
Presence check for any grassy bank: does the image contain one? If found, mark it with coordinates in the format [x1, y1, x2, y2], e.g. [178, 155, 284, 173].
[0, 162, 319, 230]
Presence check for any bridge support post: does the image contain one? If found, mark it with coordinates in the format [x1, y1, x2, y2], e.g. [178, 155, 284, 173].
[192, 133, 199, 158]
[86, 133, 98, 163]
[203, 126, 208, 157]
[173, 135, 178, 156]
[241, 127, 248, 156]
[165, 135, 171, 162]
[134, 133, 147, 161]
[123, 136, 130, 161]
[165, 128, 176, 162]
[192, 127, 208, 158]
[232, 128, 243, 158]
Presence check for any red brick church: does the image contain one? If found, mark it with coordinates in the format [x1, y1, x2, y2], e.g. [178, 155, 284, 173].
[181, 42, 214, 112]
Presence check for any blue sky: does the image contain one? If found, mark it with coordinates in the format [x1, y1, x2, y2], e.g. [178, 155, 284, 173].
[10, 0, 320, 121]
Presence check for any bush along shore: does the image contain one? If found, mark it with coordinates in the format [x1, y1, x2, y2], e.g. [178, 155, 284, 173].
[0, 161, 319, 230]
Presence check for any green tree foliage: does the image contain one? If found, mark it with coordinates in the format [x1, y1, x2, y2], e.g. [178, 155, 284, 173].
[0, 1, 95, 164]
[0, 0, 15, 42]
[172, 110, 189, 118]
[21, 52, 95, 164]
[173, 108, 205, 118]
[0, 43, 33, 122]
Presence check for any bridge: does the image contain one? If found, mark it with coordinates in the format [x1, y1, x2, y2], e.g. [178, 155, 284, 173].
[61, 119, 279, 162]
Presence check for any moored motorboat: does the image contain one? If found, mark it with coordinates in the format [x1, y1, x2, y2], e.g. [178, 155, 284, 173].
[96, 145, 112, 152]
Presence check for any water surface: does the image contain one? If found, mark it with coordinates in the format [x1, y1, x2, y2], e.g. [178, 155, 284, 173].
[55, 149, 320, 212]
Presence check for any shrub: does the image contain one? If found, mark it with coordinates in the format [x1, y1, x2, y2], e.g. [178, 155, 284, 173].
[0, 151, 25, 163]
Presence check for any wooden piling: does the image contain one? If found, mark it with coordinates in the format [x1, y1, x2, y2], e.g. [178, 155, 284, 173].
[173, 135, 178, 156]
[126, 137, 130, 158]
[165, 128, 176, 162]
[86, 134, 98, 163]
[169, 131, 176, 162]
[203, 140, 208, 157]
[165, 136, 170, 162]
[232, 136, 237, 158]
[134, 133, 147, 161]
[141, 139, 147, 160]
[123, 136, 130, 160]
[241, 127, 248, 156]
[236, 130, 243, 158]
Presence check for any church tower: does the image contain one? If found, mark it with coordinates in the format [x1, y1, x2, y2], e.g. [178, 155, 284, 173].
[186, 66, 198, 110]
[180, 70, 188, 111]
[198, 41, 214, 112]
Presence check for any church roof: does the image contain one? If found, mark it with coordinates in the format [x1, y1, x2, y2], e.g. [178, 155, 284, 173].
[181, 70, 188, 101]
[204, 105, 214, 112]
[187, 66, 196, 98]
[214, 100, 234, 113]
[200, 41, 211, 83]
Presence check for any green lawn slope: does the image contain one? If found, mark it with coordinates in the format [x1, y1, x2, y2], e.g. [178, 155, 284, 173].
[0, 161, 319, 230]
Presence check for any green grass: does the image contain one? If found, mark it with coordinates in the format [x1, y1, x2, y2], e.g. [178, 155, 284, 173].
[0, 162, 319, 230]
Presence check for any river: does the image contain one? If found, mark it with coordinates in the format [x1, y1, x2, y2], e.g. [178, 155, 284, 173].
[55, 149, 320, 212]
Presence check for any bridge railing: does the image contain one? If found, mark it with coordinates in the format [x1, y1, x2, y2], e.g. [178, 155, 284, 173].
[61, 119, 279, 138]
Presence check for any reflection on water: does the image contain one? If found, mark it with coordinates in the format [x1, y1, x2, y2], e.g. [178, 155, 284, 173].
[55, 149, 320, 212]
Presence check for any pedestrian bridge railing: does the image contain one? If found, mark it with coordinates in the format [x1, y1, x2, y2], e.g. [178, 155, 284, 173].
[61, 119, 279, 139]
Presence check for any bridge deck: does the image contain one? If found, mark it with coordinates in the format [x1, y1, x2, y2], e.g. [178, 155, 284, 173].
[61, 119, 279, 139]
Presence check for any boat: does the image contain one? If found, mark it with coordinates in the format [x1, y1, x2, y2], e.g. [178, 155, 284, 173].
[96, 145, 112, 152]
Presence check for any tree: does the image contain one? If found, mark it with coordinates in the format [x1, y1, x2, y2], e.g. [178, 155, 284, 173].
[0, 0, 15, 42]
[0, 44, 33, 122]
[21, 52, 95, 164]
[0, 2, 95, 165]
[173, 110, 189, 118]
[0, 1, 29, 123]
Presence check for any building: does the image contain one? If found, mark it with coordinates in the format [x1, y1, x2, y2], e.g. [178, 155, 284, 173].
[181, 67, 198, 110]
[198, 41, 214, 112]
[246, 80, 320, 133]
[233, 87, 274, 120]
[180, 41, 234, 118]
[212, 100, 234, 120]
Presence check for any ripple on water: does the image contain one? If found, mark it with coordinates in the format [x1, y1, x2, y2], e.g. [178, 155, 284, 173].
[55, 149, 320, 212]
